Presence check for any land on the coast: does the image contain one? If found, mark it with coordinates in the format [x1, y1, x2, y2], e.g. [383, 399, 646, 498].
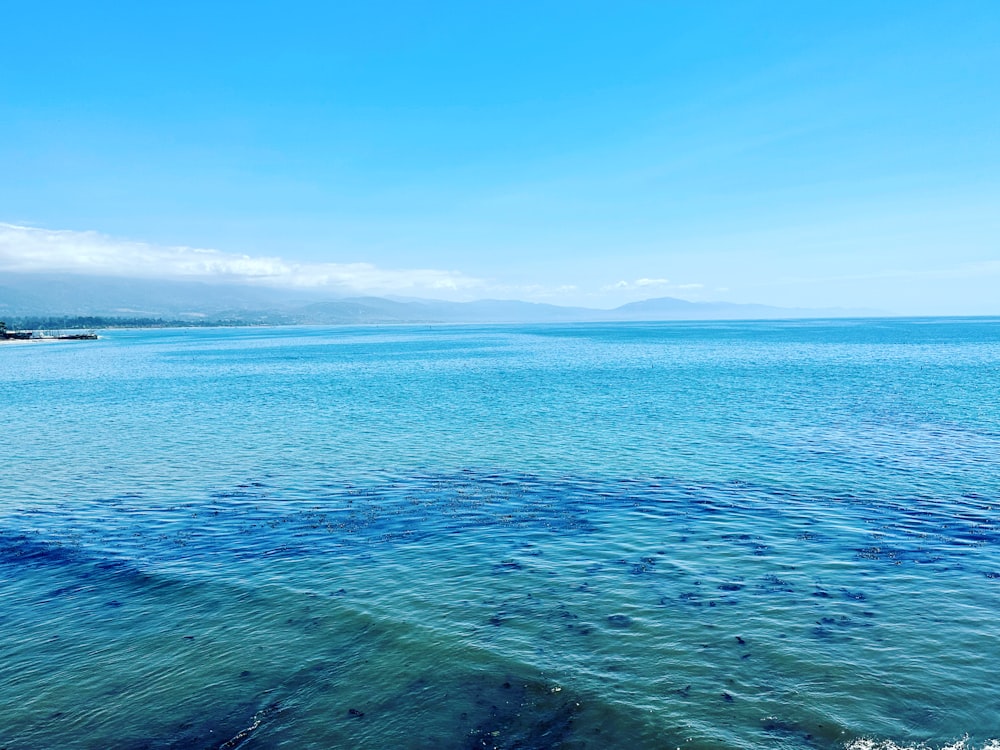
[0, 273, 879, 328]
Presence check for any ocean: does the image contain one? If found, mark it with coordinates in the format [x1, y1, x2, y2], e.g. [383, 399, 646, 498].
[1, 319, 998, 749]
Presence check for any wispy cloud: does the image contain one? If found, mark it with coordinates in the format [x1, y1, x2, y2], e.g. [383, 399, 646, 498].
[0, 223, 483, 295]
[602, 277, 703, 292]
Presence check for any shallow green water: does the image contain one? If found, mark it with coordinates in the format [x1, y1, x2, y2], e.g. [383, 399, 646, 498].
[2, 320, 999, 748]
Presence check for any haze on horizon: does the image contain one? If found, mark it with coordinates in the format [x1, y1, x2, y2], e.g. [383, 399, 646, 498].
[1, 2, 998, 316]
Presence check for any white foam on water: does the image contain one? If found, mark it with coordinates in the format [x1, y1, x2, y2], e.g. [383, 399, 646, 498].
[846, 738, 1000, 750]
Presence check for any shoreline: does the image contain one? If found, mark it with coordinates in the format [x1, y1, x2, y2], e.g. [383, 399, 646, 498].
[0, 336, 99, 344]
[0, 338, 67, 344]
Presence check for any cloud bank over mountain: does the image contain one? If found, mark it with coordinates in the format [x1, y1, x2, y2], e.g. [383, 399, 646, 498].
[0, 223, 482, 296]
[0, 270, 880, 324]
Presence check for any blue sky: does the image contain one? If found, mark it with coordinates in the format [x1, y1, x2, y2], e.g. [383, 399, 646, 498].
[2, 1, 998, 312]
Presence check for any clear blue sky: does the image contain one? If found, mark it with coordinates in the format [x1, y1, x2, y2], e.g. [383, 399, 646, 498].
[2, 1, 998, 312]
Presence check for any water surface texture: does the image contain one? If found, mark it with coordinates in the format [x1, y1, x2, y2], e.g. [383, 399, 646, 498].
[2, 320, 999, 749]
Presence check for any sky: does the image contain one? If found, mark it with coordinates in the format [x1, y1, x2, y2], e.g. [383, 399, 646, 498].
[1, 1, 998, 313]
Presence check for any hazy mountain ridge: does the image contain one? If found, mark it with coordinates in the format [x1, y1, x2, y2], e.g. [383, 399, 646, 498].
[0, 274, 329, 318]
[0, 273, 877, 324]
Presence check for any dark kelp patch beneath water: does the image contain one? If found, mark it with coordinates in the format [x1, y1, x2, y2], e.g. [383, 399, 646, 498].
[115, 699, 282, 750]
[464, 678, 582, 750]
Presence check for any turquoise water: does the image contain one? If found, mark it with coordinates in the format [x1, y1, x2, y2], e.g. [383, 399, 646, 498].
[1, 320, 999, 749]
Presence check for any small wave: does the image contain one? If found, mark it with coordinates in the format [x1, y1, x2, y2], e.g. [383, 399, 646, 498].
[846, 737, 1000, 750]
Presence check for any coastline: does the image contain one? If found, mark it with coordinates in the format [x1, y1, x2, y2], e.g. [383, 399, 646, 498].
[0, 338, 64, 344]
[0, 336, 98, 344]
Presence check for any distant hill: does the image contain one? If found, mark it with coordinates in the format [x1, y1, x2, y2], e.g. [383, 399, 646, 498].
[0, 274, 324, 319]
[0, 273, 877, 325]
[295, 297, 599, 324]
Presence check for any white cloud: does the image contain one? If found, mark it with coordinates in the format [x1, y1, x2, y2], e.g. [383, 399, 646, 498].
[602, 278, 670, 292]
[0, 223, 483, 295]
[598, 277, 706, 301]
[601, 277, 705, 292]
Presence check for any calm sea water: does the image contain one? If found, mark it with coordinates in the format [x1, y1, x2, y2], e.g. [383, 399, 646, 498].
[2, 320, 999, 749]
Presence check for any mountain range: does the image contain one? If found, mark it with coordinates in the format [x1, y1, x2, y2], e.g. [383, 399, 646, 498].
[0, 273, 878, 324]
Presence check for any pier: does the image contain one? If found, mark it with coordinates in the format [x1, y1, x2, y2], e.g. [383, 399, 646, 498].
[0, 321, 97, 341]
